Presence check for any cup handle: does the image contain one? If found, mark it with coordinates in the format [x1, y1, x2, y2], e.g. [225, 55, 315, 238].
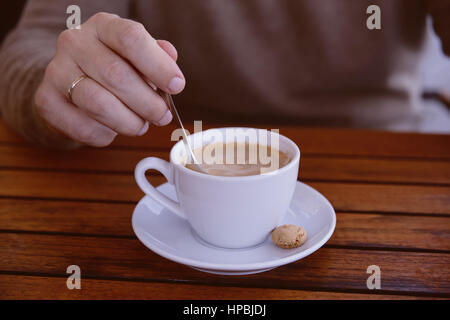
[135, 157, 186, 220]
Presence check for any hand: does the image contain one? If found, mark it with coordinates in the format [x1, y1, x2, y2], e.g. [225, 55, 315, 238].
[34, 12, 184, 147]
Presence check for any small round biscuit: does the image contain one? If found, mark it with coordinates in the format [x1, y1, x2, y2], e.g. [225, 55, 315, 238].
[271, 224, 307, 249]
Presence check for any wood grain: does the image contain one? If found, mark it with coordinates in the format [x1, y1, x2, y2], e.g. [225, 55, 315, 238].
[0, 122, 25, 145]
[331, 213, 450, 251]
[0, 274, 440, 300]
[308, 182, 450, 215]
[0, 144, 163, 173]
[1, 170, 448, 214]
[1, 120, 449, 299]
[0, 233, 448, 295]
[1, 122, 449, 159]
[1, 145, 449, 185]
[0, 199, 449, 251]
[112, 125, 450, 159]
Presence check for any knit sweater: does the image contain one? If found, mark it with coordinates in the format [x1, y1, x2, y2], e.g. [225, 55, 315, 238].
[0, 0, 449, 148]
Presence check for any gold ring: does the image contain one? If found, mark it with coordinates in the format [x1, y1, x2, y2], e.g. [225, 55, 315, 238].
[67, 75, 87, 103]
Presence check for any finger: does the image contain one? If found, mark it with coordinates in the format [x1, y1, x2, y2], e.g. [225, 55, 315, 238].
[91, 13, 185, 94]
[66, 35, 172, 125]
[71, 76, 149, 136]
[34, 83, 117, 147]
[157, 40, 178, 62]
[46, 56, 149, 135]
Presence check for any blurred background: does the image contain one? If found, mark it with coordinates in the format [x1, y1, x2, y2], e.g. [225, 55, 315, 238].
[1, 1, 449, 132]
[3, 1, 450, 96]
[0, 2, 26, 44]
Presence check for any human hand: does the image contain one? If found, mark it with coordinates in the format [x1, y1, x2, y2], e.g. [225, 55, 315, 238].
[34, 12, 184, 146]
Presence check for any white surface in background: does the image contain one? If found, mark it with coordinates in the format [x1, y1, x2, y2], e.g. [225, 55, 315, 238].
[421, 17, 450, 93]
[413, 17, 450, 134]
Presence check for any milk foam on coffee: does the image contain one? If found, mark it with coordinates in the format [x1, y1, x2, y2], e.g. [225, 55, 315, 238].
[185, 142, 291, 176]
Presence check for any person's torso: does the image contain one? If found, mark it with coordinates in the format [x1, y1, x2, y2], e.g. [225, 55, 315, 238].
[133, 0, 428, 126]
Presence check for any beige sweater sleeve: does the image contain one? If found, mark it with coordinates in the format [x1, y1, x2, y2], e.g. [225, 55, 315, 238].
[0, 0, 129, 149]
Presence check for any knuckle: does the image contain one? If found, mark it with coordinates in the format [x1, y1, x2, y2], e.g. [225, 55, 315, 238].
[56, 30, 77, 50]
[117, 21, 146, 49]
[44, 60, 58, 78]
[91, 12, 108, 22]
[103, 60, 131, 87]
[42, 60, 64, 90]
[91, 12, 118, 23]
[34, 86, 50, 114]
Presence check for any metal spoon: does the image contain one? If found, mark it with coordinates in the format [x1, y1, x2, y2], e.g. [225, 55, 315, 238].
[157, 90, 207, 174]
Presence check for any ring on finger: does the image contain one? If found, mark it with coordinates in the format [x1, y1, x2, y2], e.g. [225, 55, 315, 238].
[67, 75, 88, 103]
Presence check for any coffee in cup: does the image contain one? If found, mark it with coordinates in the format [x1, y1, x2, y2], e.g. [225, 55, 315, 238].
[185, 142, 291, 176]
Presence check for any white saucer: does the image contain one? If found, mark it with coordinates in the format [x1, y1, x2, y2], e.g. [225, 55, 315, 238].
[132, 181, 336, 275]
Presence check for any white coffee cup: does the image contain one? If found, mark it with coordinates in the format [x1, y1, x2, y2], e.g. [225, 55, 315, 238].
[135, 127, 300, 249]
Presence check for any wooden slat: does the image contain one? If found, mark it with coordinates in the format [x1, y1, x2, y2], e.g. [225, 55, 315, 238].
[280, 127, 450, 160]
[1, 145, 449, 185]
[0, 122, 25, 144]
[0, 144, 163, 172]
[0, 233, 448, 295]
[112, 124, 450, 159]
[0, 170, 448, 214]
[308, 182, 450, 215]
[331, 213, 450, 251]
[302, 157, 450, 185]
[0, 170, 150, 202]
[1, 121, 450, 159]
[0, 199, 133, 236]
[0, 274, 439, 300]
[0, 199, 449, 251]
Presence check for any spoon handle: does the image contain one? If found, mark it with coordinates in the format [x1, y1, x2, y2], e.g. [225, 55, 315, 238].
[157, 90, 204, 170]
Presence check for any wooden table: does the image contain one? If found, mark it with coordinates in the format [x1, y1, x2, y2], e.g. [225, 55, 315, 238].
[0, 121, 449, 300]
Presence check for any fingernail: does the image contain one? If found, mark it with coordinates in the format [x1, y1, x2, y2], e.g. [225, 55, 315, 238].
[156, 110, 173, 126]
[168, 76, 185, 94]
[137, 121, 149, 136]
